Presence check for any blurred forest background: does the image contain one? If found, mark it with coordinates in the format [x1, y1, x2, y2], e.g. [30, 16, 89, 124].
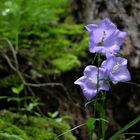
[0, 0, 140, 140]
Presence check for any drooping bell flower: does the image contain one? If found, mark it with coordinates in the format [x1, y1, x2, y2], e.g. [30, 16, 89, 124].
[85, 18, 127, 56]
[74, 65, 109, 100]
[101, 56, 131, 84]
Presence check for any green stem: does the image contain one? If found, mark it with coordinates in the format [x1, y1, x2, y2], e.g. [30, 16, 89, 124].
[90, 131, 93, 140]
[101, 91, 107, 140]
[90, 53, 101, 140]
[93, 53, 101, 117]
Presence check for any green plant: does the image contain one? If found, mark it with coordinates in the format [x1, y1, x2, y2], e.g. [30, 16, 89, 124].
[0, 110, 76, 140]
[0, 1, 88, 111]
[0, 82, 41, 115]
[0, 132, 24, 140]
[48, 111, 72, 123]
[0, 0, 88, 75]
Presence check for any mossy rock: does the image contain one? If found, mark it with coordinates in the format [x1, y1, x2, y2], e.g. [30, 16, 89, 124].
[0, 132, 25, 140]
[0, 110, 77, 140]
[0, 119, 28, 140]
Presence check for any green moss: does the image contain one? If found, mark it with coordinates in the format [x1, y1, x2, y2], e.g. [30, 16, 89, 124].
[0, 132, 25, 140]
[0, 0, 88, 75]
[0, 110, 76, 140]
[52, 54, 80, 72]
[0, 119, 28, 140]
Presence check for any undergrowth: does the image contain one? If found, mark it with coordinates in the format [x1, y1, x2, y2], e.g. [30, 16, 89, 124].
[0, 110, 76, 140]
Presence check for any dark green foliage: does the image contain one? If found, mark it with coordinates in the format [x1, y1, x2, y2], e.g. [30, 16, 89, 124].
[0, 132, 25, 140]
[0, 119, 28, 140]
[0, 110, 76, 140]
[0, 0, 88, 75]
[0, 74, 21, 87]
[0, 2, 86, 139]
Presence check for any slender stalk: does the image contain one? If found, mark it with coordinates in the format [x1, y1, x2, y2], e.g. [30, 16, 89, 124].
[89, 53, 101, 140]
[90, 131, 93, 140]
[54, 123, 86, 140]
[101, 91, 106, 140]
[93, 53, 101, 117]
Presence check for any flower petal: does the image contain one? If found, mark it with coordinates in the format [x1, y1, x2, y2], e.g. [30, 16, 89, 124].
[116, 57, 128, 66]
[92, 28, 105, 43]
[110, 66, 131, 83]
[117, 31, 127, 46]
[87, 18, 127, 56]
[101, 57, 116, 70]
[85, 24, 98, 32]
[84, 65, 97, 77]
[99, 18, 117, 30]
[83, 88, 97, 100]
[74, 76, 87, 88]
[99, 81, 110, 91]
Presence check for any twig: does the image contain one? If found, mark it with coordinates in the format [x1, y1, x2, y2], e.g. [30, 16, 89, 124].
[0, 38, 75, 113]
[0, 50, 17, 71]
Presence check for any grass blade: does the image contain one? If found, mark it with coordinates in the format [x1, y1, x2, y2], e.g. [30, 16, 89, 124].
[109, 115, 140, 140]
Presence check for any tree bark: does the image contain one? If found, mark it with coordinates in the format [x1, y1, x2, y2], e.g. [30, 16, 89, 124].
[71, 0, 140, 139]
[72, 0, 140, 68]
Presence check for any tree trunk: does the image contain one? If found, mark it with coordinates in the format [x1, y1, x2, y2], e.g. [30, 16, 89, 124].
[72, 0, 140, 68]
[71, 0, 140, 139]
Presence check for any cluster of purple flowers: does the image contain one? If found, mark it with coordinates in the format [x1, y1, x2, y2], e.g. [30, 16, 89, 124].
[74, 18, 131, 100]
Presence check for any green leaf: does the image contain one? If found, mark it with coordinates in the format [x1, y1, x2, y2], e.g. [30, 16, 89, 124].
[86, 118, 96, 131]
[51, 111, 59, 118]
[7, 97, 22, 103]
[109, 115, 140, 140]
[55, 118, 63, 123]
[25, 102, 38, 112]
[11, 84, 24, 94]
[0, 96, 8, 99]
[48, 111, 59, 118]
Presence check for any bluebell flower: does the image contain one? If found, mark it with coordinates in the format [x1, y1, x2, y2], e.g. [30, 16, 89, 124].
[74, 66, 109, 100]
[101, 56, 131, 84]
[85, 18, 127, 56]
